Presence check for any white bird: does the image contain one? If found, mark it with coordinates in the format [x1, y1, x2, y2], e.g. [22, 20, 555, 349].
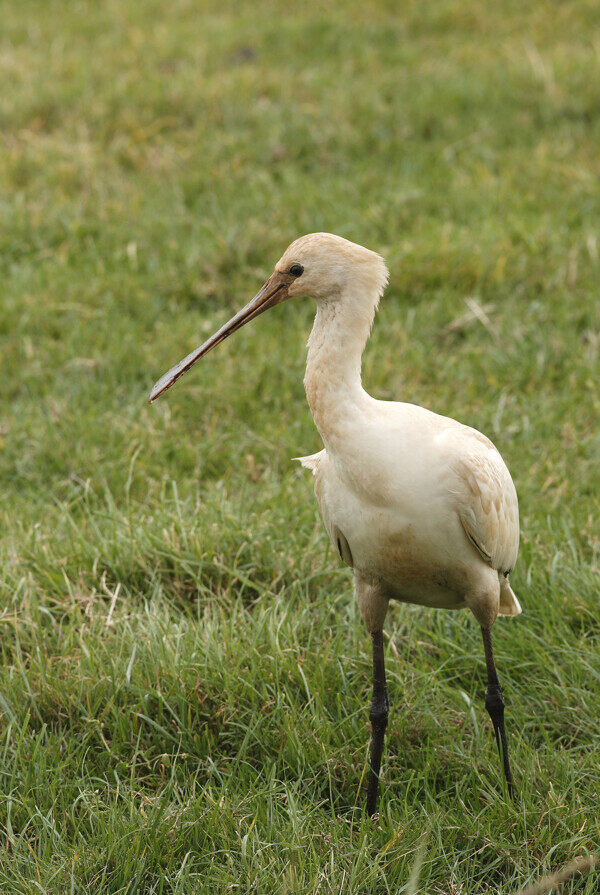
[150, 232, 521, 815]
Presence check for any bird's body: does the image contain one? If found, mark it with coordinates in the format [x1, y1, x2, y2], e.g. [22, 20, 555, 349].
[150, 231, 521, 814]
[299, 402, 520, 627]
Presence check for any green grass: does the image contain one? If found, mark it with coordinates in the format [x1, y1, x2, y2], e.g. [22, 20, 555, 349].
[1, 0, 600, 891]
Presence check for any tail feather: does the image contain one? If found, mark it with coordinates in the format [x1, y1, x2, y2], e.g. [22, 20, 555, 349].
[499, 577, 521, 617]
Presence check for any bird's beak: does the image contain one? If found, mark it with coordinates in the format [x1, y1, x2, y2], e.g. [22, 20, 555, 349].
[149, 270, 292, 402]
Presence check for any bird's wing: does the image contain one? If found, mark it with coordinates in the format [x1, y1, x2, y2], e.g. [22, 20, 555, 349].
[445, 427, 519, 575]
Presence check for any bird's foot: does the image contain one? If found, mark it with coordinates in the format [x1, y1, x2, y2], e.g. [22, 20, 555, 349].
[485, 684, 514, 797]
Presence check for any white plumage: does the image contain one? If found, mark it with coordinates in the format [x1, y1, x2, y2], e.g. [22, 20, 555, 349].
[297, 406, 520, 630]
[150, 231, 520, 814]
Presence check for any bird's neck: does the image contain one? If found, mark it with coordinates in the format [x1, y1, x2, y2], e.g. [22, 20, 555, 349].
[304, 285, 378, 449]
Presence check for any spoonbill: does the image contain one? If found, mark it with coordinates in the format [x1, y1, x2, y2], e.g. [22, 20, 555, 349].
[149, 233, 520, 815]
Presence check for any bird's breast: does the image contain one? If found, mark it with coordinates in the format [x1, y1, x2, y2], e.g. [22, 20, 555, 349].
[310, 448, 471, 610]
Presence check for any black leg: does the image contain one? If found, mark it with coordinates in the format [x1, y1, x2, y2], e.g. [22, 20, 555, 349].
[481, 626, 514, 797]
[366, 630, 389, 816]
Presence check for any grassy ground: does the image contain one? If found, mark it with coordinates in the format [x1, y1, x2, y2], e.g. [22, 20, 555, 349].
[1, 0, 599, 891]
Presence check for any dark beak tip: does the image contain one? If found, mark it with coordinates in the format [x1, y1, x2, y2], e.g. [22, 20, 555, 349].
[148, 383, 165, 404]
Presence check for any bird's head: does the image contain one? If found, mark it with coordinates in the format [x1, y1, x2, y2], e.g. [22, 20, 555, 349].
[276, 232, 388, 303]
[149, 232, 388, 402]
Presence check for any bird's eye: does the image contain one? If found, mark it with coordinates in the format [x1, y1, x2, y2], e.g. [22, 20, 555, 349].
[289, 263, 304, 277]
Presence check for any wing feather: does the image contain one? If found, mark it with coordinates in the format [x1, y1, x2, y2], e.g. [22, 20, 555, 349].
[293, 450, 325, 475]
[448, 428, 519, 575]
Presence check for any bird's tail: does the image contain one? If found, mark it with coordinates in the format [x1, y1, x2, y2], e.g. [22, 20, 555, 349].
[498, 577, 522, 617]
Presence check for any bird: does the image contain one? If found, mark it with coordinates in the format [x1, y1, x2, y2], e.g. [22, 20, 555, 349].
[149, 232, 521, 816]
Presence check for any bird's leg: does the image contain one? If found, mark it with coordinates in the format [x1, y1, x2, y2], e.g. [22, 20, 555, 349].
[481, 626, 514, 797]
[366, 630, 389, 817]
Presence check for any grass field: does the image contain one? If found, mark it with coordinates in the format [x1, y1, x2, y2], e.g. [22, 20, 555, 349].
[1, 0, 600, 891]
